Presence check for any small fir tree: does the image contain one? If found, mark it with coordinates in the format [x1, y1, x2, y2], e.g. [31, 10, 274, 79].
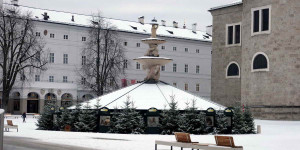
[214, 112, 229, 134]
[56, 109, 72, 130]
[160, 95, 181, 135]
[36, 104, 55, 130]
[232, 107, 246, 134]
[69, 103, 82, 130]
[109, 96, 145, 134]
[179, 99, 206, 134]
[243, 107, 255, 134]
[74, 103, 97, 132]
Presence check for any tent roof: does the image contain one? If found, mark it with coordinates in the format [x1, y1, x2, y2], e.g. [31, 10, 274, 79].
[70, 81, 225, 110]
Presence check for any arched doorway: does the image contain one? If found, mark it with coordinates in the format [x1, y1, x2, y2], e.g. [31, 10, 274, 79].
[44, 93, 57, 106]
[12, 92, 21, 112]
[27, 92, 39, 113]
[82, 94, 94, 102]
[61, 93, 73, 108]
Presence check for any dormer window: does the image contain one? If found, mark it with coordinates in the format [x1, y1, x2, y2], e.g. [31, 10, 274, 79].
[130, 25, 137, 30]
[166, 30, 174, 34]
[251, 5, 271, 36]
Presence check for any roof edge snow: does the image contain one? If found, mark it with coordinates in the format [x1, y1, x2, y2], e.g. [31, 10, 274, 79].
[209, 0, 243, 11]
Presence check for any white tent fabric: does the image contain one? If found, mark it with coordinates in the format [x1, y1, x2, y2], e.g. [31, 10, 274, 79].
[70, 81, 225, 110]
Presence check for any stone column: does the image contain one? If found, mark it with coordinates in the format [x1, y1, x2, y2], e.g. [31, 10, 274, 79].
[20, 99, 27, 113]
[39, 99, 45, 114]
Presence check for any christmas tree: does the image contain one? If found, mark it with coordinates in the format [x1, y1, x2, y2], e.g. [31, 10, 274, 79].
[69, 103, 82, 131]
[74, 103, 97, 132]
[244, 107, 255, 134]
[232, 107, 246, 134]
[214, 112, 229, 134]
[109, 96, 145, 134]
[36, 104, 55, 130]
[56, 109, 72, 131]
[160, 94, 181, 135]
[179, 99, 206, 134]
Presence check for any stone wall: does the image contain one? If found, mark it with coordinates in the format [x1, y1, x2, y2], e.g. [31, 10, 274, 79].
[241, 0, 300, 118]
[210, 5, 243, 107]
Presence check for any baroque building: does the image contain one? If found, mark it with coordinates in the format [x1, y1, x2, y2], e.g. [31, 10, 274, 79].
[210, 0, 300, 120]
[0, 2, 212, 114]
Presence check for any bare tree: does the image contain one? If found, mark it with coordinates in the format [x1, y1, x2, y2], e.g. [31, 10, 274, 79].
[0, 7, 47, 109]
[79, 14, 126, 96]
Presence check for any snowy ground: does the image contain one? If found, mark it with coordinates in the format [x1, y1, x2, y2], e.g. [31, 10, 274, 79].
[3, 116, 300, 150]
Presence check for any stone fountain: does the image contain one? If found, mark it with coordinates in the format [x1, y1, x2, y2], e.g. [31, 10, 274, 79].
[134, 18, 172, 82]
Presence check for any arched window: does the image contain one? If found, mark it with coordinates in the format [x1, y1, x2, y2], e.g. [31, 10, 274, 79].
[252, 52, 269, 72]
[61, 93, 73, 108]
[226, 62, 240, 78]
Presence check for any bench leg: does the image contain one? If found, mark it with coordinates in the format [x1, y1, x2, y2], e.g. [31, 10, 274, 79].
[181, 147, 183, 150]
[171, 146, 173, 150]
[155, 144, 157, 150]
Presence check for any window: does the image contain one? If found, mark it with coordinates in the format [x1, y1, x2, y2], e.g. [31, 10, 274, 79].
[185, 48, 188, 52]
[184, 64, 188, 73]
[173, 47, 177, 51]
[136, 62, 140, 69]
[35, 51, 40, 62]
[136, 43, 140, 47]
[196, 49, 200, 53]
[161, 46, 165, 50]
[81, 77, 86, 85]
[82, 37, 86, 41]
[251, 5, 271, 35]
[185, 83, 188, 91]
[35, 75, 40, 82]
[124, 42, 127, 46]
[252, 52, 269, 72]
[226, 23, 241, 46]
[82, 56, 86, 65]
[63, 54, 68, 64]
[173, 64, 177, 72]
[63, 35, 68, 39]
[196, 84, 200, 92]
[63, 76, 68, 83]
[50, 33, 55, 38]
[196, 65, 200, 74]
[161, 65, 165, 71]
[49, 53, 54, 63]
[173, 83, 177, 87]
[49, 76, 54, 82]
[36, 32, 41, 36]
[124, 60, 128, 69]
[226, 62, 240, 78]
[20, 74, 25, 81]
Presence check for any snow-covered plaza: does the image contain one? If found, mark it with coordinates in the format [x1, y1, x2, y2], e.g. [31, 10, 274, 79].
[3, 116, 300, 150]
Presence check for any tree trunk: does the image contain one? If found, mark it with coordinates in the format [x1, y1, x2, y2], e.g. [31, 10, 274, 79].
[1, 90, 9, 111]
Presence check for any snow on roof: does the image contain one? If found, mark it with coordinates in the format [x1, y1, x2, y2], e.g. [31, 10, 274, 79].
[4, 4, 211, 42]
[209, 0, 242, 11]
[70, 82, 225, 110]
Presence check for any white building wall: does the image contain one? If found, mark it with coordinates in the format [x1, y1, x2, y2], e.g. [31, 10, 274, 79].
[8, 20, 211, 114]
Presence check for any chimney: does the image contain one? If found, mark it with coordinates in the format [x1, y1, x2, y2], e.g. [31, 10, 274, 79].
[206, 25, 213, 36]
[138, 16, 144, 24]
[183, 23, 186, 29]
[173, 21, 178, 28]
[71, 15, 75, 22]
[11, 0, 18, 6]
[161, 20, 166, 26]
[192, 23, 197, 33]
[42, 12, 50, 21]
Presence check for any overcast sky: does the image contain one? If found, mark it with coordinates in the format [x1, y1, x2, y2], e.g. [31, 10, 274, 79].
[4, 0, 236, 31]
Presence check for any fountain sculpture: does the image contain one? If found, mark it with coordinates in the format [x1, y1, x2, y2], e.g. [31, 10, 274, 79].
[134, 18, 172, 82]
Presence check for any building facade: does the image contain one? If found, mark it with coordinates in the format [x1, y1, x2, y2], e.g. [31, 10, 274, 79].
[210, 0, 300, 120]
[0, 3, 213, 114]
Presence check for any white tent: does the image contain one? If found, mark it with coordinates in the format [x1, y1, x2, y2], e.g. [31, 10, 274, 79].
[70, 81, 225, 110]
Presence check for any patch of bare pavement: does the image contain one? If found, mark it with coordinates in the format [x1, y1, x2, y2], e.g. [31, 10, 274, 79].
[4, 136, 97, 150]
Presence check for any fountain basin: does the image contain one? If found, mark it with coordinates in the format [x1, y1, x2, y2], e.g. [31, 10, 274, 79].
[134, 56, 172, 68]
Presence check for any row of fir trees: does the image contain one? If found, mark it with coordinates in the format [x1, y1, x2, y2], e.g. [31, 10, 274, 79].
[36, 96, 255, 134]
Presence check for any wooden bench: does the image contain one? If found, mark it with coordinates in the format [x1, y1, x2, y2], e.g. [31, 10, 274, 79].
[155, 133, 243, 150]
[4, 120, 18, 132]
